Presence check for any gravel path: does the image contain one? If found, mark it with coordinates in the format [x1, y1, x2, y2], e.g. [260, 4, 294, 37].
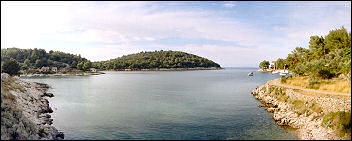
[271, 78, 351, 96]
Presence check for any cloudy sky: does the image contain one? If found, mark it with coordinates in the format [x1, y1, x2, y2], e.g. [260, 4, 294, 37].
[1, 1, 351, 67]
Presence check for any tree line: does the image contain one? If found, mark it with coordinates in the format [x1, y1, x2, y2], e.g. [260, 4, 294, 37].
[92, 50, 221, 70]
[1, 48, 91, 74]
[259, 26, 351, 81]
[1, 48, 221, 75]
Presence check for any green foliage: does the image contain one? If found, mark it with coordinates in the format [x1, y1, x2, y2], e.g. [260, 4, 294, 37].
[83, 61, 92, 71]
[2, 49, 220, 71]
[1, 58, 20, 76]
[77, 62, 84, 70]
[275, 58, 286, 69]
[1, 48, 88, 70]
[94, 50, 221, 70]
[322, 111, 351, 138]
[293, 63, 307, 76]
[281, 76, 287, 83]
[38, 128, 45, 137]
[278, 27, 351, 80]
[291, 100, 307, 115]
[259, 60, 270, 69]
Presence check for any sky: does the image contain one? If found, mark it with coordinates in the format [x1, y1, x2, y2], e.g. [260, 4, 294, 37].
[1, 1, 351, 67]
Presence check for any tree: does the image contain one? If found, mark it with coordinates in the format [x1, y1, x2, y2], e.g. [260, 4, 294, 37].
[94, 50, 220, 70]
[324, 26, 350, 53]
[77, 62, 84, 70]
[24, 59, 30, 67]
[275, 58, 286, 69]
[259, 60, 270, 69]
[22, 59, 31, 70]
[71, 61, 77, 68]
[1, 58, 20, 76]
[83, 61, 92, 71]
[309, 35, 326, 59]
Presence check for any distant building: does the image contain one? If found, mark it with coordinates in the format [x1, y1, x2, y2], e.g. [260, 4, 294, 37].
[270, 61, 276, 69]
[90, 68, 97, 72]
[40, 67, 50, 72]
[40, 66, 58, 72]
[51, 67, 58, 72]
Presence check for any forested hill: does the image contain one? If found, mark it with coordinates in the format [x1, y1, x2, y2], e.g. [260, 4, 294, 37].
[1, 48, 88, 69]
[1, 48, 221, 71]
[93, 50, 221, 70]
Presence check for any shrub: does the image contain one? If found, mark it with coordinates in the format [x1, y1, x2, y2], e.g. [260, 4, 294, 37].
[38, 128, 45, 137]
[1, 58, 20, 76]
[281, 76, 287, 83]
[322, 111, 351, 138]
[307, 77, 320, 89]
[308, 103, 323, 114]
[291, 100, 307, 115]
[293, 63, 307, 76]
[7, 93, 16, 101]
[318, 68, 334, 79]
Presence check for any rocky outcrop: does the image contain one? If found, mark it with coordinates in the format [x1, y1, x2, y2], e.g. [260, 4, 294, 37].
[1, 73, 64, 140]
[251, 83, 351, 140]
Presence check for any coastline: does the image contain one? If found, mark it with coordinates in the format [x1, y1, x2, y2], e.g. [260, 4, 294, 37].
[102, 67, 223, 71]
[19, 72, 105, 77]
[251, 78, 351, 140]
[19, 67, 222, 78]
[1, 73, 64, 140]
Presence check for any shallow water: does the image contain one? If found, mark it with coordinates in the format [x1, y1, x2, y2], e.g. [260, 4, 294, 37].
[22, 68, 298, 140]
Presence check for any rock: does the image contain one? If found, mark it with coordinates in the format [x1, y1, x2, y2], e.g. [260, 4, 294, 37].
[56, 132, 64, 139]
[257, 105, 265, 107]
[1, 73, 10, 80]
[267, 108, 278, 113]
[42, 92, 54, 98]
[250, 81, 350, 140]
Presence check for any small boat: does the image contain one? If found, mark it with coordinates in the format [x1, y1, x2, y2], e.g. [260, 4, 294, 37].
[279, 72, 288, 76]
[248, 72, 253, 76]
[272, 70, 279, 74]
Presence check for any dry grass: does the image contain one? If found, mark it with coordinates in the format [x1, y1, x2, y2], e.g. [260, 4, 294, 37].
[294, 89, 351, 99]
[283, 76, 351, 94]
[322, 111, 351, 139]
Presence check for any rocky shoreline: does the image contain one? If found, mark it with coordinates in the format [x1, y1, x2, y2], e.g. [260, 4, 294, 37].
[251, 82, 351, 140]
[1, 73, 64, 140]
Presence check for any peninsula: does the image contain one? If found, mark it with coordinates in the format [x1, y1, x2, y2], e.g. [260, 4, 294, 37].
[1, 49, 221, 76]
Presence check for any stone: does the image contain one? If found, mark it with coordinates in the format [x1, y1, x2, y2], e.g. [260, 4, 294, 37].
[56, 132, 64, 139]
[42, 93, 54, 98]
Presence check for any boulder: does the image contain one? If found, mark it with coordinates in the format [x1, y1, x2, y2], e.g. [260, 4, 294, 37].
[56, 132, 64, 139]
[42, 93, 54, 98]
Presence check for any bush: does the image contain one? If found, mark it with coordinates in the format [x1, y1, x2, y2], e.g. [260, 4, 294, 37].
[322, 111, 351, 138]
[1, 58, 20, 76]
[281, 76, 287, 83]
[307, 77, 320, 89]
[291, 100, 306, 115]
[318, 68, 334, 79]
[293, 63, 307, 76]
[38, 128, 45, 137]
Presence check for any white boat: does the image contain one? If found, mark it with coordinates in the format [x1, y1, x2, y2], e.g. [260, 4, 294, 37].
[280, 72, 289, 76]
[248, 72, 253, 76]
[272, 70, 279, 74]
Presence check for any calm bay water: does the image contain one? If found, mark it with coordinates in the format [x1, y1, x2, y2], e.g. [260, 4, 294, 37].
[22, 68, 298, 140]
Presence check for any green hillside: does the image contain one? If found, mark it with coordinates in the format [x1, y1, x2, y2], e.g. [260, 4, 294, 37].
[93, 50, 221, 70]
[1, 48, 88, 70]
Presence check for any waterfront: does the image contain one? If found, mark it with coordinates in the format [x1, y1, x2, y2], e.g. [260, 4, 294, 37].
[22, 68, 298, 140]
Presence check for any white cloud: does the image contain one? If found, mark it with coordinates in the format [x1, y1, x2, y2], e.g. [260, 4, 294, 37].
[223, 3, 235, 8]
[1, 1, 351, 67]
